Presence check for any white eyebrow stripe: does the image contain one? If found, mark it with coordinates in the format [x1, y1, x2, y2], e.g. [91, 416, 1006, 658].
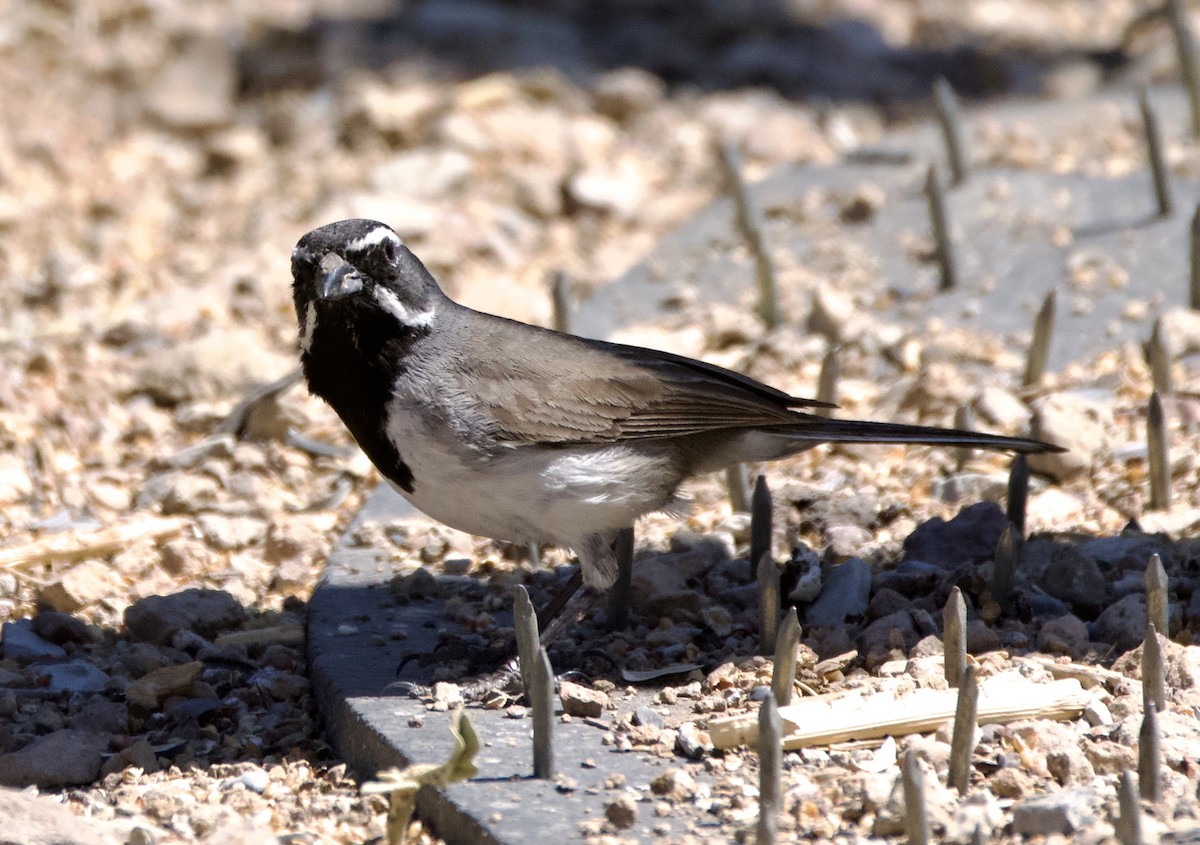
[372, 285, 435, 328]
[345, 226, 404, 253]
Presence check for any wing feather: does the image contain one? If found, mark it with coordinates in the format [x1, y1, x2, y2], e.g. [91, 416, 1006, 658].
[462, 320, 819, 445]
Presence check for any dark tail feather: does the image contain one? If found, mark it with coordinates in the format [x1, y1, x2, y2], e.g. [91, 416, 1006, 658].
[795, 418, 1063, 454]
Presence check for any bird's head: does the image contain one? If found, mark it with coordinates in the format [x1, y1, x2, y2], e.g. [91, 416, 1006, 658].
[290, 219, 443, 356]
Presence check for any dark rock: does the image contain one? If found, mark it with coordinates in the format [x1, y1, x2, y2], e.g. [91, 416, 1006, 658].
[32, 702, 65, 733]
[1091, 594, 1146, 652]
[164, 697, 225, 723]
[1024, 585, 1071, 619]
[32, 661, 110, 694]
[124, 589, 245, 645]
[911, 609, 939, 638]
[389, 568, 440, 601]
[1079, 535, 1169, 571]
[804, 557, 871, 626]
[30, 611, 90, 646]
[1037, 614, 1089, 655]
[68, 698, 129, 735]
[1029, 542, 1106, 616]
[1, 619, 66, 661]
[965, 620, 1002, 653]
[748, 685, 772, 701]
[873, 558, 943, 595]
[867, 588, 911, 620]
[117, 641, 168, 677]
[100, 737, 161, 778]
[902, 502, 1006, 571]
[631, 557, 703, 619]
[0, 729, 108, 788]
[861, 610, 917, 668]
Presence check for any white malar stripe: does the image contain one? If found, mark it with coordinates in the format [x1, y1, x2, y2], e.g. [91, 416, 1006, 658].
[345, 226, 403, 253]
[300, 301, 318, 352]
[372, 285, 435, 328]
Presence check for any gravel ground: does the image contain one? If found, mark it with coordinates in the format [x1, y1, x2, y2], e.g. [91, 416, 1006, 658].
[0, 1, 1198, 843]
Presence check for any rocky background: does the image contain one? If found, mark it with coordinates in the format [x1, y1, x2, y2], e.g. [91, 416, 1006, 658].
[0, 1, 1195, 843]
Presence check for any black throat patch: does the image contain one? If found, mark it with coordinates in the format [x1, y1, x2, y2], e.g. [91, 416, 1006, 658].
[301, 311, 418, 494]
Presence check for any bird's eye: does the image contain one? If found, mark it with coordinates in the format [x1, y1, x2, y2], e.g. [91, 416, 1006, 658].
[381, 239, 397, 262]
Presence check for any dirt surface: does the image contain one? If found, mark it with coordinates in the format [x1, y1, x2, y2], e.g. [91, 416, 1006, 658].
[1, 1, 1199, 843]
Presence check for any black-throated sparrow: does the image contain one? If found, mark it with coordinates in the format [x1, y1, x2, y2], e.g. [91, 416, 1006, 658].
[292, 219, 1060, 589]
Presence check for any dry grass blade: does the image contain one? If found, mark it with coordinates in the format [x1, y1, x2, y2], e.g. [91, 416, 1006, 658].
[550, 269, 571, 334]
[716, 140, 781, 328]
[924, 163, 958, 292]
[933, 77, 968, 186]
[532, 646, 555, 779]
[1022, 290, 1056, 389]
[757, 552, 780, 656]
[1145, 553, 1169, 637]
[513, 586, 539, 699]
[948, 665, 979, 793]
[943, 586, 967, 688]
[816, 346, 839, 418]
[1148, 319, 1172, 395]
[709, 672, 1092, 750]
[757, 696, 782, 845]
[1139, 702, 1162, 802]
[1139, 88, 1174, 217]
[1147, 391, 1171, 511]
[1116, 769, 1145, 845]
[771, 608, 802, 706]
[0, 516, 184, 571]
[902, 749, 930, 845]
[1143, 623, 1167, 713]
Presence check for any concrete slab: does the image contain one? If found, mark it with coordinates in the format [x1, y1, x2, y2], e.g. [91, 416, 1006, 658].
[574, 87, 1199, 374]
[309, 485, 716, 844]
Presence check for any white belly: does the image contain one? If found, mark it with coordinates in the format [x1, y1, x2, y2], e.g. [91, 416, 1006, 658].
[382, 398, 679, 547]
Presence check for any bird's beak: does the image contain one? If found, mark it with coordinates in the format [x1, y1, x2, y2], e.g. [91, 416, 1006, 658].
[318, 253, 363, 301]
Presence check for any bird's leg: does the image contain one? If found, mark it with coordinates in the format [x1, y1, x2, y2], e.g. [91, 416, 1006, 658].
[462, 532, 634, 703]
[539, 582, 602, 646]
[604, 527, 635, 629]
[536, 568, 583, 630]
[460, 575, 596, 704]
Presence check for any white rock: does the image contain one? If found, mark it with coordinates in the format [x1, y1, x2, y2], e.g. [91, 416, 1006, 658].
[1082, 698, 1113, 727]
[567, 157, 647, 218]
[972, 386, 1030, 430]
[1011, 787, 1098, 836]
[1025, 488, 1087, 530]
[1158, 307, 1200, 357]
[1027, 392, 1113, 482]
[143, 34, 236, 130]
[371, 149, 473, 200]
